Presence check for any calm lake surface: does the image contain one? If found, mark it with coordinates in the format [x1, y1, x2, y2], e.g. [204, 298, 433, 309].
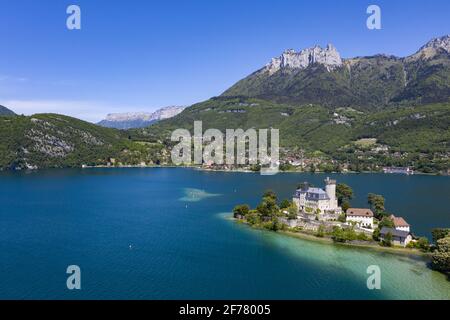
[0, 168, 449, 299]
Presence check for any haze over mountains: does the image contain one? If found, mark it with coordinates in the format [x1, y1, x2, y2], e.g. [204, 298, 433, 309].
[0, 105, 15, 116]
[97, 106, 186, 129]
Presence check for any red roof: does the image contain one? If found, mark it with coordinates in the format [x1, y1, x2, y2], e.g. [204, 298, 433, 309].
[346, 208, 374, 217]
[390, 215, 410, 227]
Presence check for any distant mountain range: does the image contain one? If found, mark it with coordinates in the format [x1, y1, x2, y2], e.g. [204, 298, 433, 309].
[1, 35, 449, 173]
[138, 35, 450, 173]
[98, 106, 186, 129]
[223, 35, 450, 109]
[0, 105, 16, 116]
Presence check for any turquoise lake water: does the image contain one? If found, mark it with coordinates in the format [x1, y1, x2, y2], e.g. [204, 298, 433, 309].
[0, 168, 449, 299]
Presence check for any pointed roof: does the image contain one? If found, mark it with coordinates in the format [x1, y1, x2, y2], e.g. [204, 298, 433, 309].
[390, 215, 410, 227]
[346, 208, 374, 217]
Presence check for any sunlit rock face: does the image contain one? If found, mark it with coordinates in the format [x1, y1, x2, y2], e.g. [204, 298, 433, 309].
[264, 44, 343, 74]
[409, 35, 450, 60]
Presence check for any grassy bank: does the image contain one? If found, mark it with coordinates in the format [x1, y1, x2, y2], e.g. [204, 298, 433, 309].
[235, 218, 428, 258]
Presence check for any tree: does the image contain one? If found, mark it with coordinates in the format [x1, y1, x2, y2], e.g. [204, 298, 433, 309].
[341, 200, 351, 213]
[368, 193, 385, 218]
[264, 218, 283, 232]
[263, 190, 277, 201]
[416, 237, 430, 251]
[431, 228, 450, 245]
[331, 226, 346, 243]
[372, 228, 381, 241]
[287, 206, 298, 220]
[431, 237, 450, 273]
[336, 183, 353, 206]
[378, 216, 395, 229]
[233, 204, 250, 218]
[246, 211, 260, 225]
[338, 213, 346, 223]
[280, 199, 291, 209]
[316, 225, 325, 238]
[257, 196, 279, 218]
[357, 232, 369, 241]
[381, 232, 392, 247]
[345, 228, 357, 241]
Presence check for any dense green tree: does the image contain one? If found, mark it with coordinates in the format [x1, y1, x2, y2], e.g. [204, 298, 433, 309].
[378, 216, 395, 229]
[257, 195, 279, 218]
[331, 226, 346, 243]
[416, 237, 430, 251]
[245, 212, 260, 226]
[341, 200, 351, 213]
[279, 199, 291, 209]
[431, 228, 450, 245]
[316, 225, 325, 238]
[368, 193, 386, 217]
[357, 232, 369, 241]
[263, 190, 277, 201]
[381, 232, 392, 247]
[431, 237, 450, 273]
[336, 183, 353, 206]
[345, 228, 357, 241]
[233, 204, 250, 218]
[372, 228, 381, 241]
[264, 218, 283, 232]
[287, 206, 298, 220]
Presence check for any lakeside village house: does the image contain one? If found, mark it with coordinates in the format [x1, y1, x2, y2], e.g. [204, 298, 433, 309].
[378, 215, 412, 247]
[287, 178, 413, 247]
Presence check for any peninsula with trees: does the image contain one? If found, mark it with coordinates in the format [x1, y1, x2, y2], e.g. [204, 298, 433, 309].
[233, 178, 450, 276]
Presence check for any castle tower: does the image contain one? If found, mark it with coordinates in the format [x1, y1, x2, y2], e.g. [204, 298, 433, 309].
[324, 177, 337, 206]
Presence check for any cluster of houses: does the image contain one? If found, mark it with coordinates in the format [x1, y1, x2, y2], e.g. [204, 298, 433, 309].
[291, 178, 413, 247]
[382, 166, 414, 175]
[345, 208, 412, 247]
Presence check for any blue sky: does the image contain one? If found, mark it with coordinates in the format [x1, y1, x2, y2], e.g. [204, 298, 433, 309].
[1, 0, 449, 122]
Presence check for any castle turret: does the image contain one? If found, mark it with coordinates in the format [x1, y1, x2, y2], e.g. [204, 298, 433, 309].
[324, 177, 337, 204]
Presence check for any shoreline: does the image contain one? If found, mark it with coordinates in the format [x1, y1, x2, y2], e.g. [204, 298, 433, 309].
[234, 218, 429, 258]
[5, 164, 446, 177]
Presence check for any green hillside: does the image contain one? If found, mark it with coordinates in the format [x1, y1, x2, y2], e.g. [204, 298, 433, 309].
[0, 114, 167, 170]
[134, 97, 450, 173]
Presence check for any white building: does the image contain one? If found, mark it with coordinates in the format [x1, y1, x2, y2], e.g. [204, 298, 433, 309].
[380, 227, 412, 247]
[390, 215, 411, 232]
[293, 177, 341, 214]
[346, 208, 374, 229]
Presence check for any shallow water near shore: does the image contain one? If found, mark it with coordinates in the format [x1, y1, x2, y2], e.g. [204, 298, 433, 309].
[0, 168, 449, 299]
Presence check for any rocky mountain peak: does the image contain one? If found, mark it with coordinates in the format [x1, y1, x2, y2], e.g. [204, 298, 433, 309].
[410, 35, 450, 60]
[98, 106, 186, 129]
[264, 44, 343, 74]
